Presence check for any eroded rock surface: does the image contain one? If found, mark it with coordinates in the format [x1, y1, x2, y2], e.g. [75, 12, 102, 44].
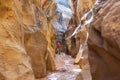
[0, 0, 57, 79]
[88, 0, 120, 80]
[66, 0, 95, 57]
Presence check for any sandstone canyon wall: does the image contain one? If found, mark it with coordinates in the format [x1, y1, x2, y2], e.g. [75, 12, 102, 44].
[65, 0, 120, 80]
[0, 0, 120, 80]
[0, 0, 58, 79]
[88, 0, 120, 80]
[66, 0, 95, 57]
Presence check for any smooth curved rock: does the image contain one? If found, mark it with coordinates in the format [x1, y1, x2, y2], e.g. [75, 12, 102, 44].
[24, 31, 48, 78]
[88, 0, 120, 80]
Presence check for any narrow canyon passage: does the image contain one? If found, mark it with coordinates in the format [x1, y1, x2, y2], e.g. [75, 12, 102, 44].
[0, 0, 120, 80]
[39, 49, 91, 80]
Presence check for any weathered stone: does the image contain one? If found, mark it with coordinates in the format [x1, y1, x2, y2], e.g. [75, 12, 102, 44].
[88, 0, 120, 80]
[0, 0, 35, 79]
[0, 0, 57, 79]
[66, 0, 95, 57]
[24, 31, 48, 78]
[46, 50, 56, 71]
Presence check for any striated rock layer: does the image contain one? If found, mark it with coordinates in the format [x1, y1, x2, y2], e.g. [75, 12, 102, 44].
[69, 0, 95, 27]
[88, 0, 120, 80]
[66, 0, 95, 57]
[0, 0, 57, 79]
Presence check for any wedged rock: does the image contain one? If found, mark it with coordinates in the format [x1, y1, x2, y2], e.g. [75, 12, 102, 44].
[88, 0, 120, 80]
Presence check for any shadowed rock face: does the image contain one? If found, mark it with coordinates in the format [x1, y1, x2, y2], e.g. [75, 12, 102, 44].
[0, 0, 57, 79]
[69, 0, 95, 27]
[88, 0, 120, 80]
[66, 0, 95, 57]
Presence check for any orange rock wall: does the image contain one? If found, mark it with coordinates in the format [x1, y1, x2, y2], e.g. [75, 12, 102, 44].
[0, 0, 58, 79]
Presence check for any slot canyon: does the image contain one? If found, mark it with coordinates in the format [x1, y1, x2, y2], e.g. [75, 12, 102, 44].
[0, 0, 120, 80]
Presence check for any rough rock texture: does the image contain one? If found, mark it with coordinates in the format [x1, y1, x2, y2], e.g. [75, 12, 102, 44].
[88, 0, 120, 80]
[0, 0, 35, 80]
[69, 0, 95, 27]
[66, 0, 95, 57]
[24, 31, 48, 78]
[0, 0, 57, 79]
